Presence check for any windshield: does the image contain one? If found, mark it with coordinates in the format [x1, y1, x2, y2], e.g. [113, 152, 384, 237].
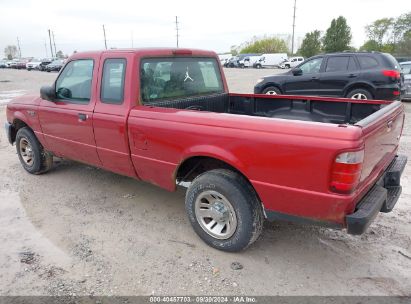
[141, 57, 224, 103]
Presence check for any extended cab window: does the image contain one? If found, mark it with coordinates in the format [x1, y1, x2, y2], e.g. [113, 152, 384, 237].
[141, 57, 223, 103]
[55, 59, 94, 103]
[299, 57, 323, 74]
[101, 59, 126, 104]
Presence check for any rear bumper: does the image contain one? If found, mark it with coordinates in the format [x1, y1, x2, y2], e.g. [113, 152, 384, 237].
[346, 154, 407, 235]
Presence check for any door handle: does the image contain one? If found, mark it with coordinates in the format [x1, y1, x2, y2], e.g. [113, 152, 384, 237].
[348, 74, 358, 78]
[311, 76, 318, 80]
[78, 113, 88, 121]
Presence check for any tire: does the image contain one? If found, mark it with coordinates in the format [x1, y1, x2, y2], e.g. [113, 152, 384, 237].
[285, 64, 290, 69]
[255, 64, 262, 69]
[16, 127, 53, 174]
[346, 88, 373, 100]
[185, 169, 264, 252]
[262, 86, 281, 95]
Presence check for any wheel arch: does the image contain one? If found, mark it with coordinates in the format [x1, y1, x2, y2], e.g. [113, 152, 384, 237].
[9, 117, 31, 144]
[260, 82, 283, 94]
[175, 155, 263, 204]
[343, 82, 376, 98]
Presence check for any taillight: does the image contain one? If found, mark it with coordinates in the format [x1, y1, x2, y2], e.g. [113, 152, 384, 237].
[382, 70, 400, 79]
[330, 150, 364, 194]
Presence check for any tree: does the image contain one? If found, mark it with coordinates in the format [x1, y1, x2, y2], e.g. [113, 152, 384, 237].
[4, 45, 18, 60]
[298, 30, 322, 58]
[359, 40, 380, 51]
[393, 12, 411, 44]
[365, 18, 394, 45]
[240, 37, 288, 54]
[56, 50, 64, 58]
[323, 16, 352, 52]
[396, 31, 411, 56]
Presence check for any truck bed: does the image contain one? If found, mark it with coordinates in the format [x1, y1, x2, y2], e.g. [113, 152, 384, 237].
[144, 93, 391, 125]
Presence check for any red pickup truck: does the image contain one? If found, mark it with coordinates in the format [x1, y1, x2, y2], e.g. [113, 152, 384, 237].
[5, 48, 407, 251]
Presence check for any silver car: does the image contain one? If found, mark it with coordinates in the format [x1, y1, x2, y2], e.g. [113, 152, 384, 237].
[400, 61, 411, 100]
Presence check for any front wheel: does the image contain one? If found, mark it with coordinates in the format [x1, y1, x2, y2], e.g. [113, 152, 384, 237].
[185, 169, 263, 252]
[16, 127, 53, 174]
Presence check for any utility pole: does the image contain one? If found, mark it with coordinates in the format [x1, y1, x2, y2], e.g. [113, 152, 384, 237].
[52, 31, 57, 57]
[44, 40, 48, 58]
[291, 0, 297, 55]
[102, 24, 107, 49]
[16, 37, 22, 58]
[48, 29, 54, 58]
[175, 16, 179, 48]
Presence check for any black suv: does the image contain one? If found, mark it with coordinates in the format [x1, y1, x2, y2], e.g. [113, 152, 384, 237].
[254, 52, 403, 100]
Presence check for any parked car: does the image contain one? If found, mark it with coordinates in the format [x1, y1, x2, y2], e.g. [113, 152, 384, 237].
[15, 60, 28, 69]
[5, 48, 407, 252]
[254, 53, 288, 69]
[225, 54, 260, 68]
[0, 60, 6, 68]
[280, 56, 304, 69]
[255, 52, 404, 100]
[38, 59, 53, 71]
[45, 59, 64, 72]
[239, 55, 261, 68]
[26, 59, 43, 71]
[400, 61, 411, 100]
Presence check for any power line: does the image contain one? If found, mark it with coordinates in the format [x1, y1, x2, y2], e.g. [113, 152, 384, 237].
[16, 37, 22, 58]
[102, 24, 107, 49]
[291, 0, 297, 55]
[48, 29, 54, 58]
[175, 16, 179, 48]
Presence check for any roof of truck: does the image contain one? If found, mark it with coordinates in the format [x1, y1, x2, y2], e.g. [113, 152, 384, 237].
[70, 48, 218, 59]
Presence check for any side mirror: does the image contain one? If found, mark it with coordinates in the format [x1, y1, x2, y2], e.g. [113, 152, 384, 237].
[40, 85, 55, 101]
[292, 68, 302, 76]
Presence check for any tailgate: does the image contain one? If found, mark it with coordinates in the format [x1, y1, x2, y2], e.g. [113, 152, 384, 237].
[356, 101, 405, 186]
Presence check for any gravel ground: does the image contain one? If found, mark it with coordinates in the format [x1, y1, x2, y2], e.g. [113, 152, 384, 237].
[0, 68, 410, 296]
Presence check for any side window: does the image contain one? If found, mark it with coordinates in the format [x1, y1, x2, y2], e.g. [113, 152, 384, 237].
[325, 56, 349, 72]
[55, 59, 94, 103]
[357, 56, 379, 69]
[101, 58, 126, 104]
[299, 57, 323, 74]
[141, 57, 224, 103]
[348, 57, 358, 71]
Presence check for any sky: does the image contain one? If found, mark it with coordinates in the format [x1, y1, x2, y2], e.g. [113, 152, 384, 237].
[1, 0, 410, 59]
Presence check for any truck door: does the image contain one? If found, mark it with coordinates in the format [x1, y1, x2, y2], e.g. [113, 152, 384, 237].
[38, 56, 101, 166]
[284, 56, 323, 95]
[319, 56, 359, 97]
[92, 53, 138, 178]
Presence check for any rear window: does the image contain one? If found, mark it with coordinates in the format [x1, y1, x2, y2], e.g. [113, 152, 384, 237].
[357, 56, 379, 69]
[383, 53, 400, 69]
[141, 57, 224, 103]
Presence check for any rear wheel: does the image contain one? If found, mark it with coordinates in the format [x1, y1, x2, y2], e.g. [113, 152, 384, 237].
[16, 127, 53, 174]
[185, 169, 263, 252]
[255, 64, 262, 69]
[262, 86, 281, 95]
[346, 88, 372, 100]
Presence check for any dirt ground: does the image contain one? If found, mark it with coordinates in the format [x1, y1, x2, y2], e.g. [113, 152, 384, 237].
[0, 68, 410, 296]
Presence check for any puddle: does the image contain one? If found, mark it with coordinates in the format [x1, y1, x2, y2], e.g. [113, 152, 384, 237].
[0, 190, 70, 270]
[0, 90, 26, 105]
